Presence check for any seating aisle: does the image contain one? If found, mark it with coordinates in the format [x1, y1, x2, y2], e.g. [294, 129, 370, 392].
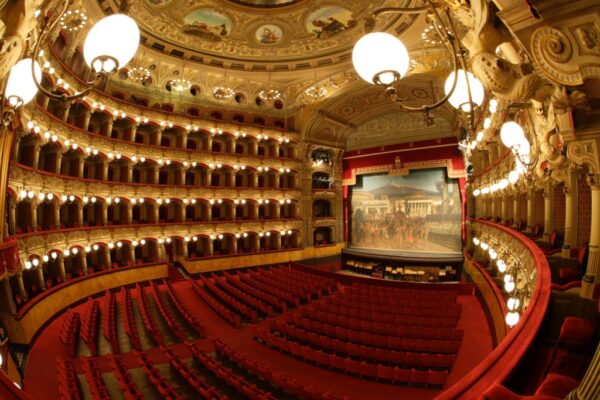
[24, 265, 493, 400]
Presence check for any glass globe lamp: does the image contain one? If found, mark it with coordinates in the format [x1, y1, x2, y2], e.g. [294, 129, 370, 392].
[445, 69, 484, 112]
[352, 32, 409, 86]
[4, 58, 42, 107]
[84, 14, 140, 74]
[506, 311, 520, 327]
[508, 170, 520, 184]
[500, 122, 525, 149]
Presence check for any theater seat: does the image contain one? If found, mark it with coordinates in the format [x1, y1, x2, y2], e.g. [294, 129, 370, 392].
[534, 374, 578, 398]
[484, 384, 563, 400]
[559, 245, 588, 284]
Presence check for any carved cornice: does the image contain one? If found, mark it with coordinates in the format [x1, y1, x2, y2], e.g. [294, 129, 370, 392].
[342, 158, 465, 186]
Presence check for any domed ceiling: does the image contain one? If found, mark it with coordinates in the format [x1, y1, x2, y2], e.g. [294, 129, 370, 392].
[80, 0, 456, 149]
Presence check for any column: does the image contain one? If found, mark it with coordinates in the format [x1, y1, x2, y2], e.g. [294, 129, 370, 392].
[179, 204, 185, 222]
[58, 256, 67, 282]
[105, 118, 114, 138]
[105, 246, 112, 268]
[206, 205, 212, 222]
[180, 132, 188, 149]
[274, 203, 281, 219]
[31, 203, 38, 231]
[77, 202, 84, 226]
[275, 234, 282, 250]
[490, 197, 496, 220]
[16, 272, 27, 301]
[81, 254, 88, 275]
[155, 128, 163, 146]
[36, 266, 45, 290]
[78, 158, 84, 178]
[126, 203, 133, 224]
[126, 164, 133, 183]
[8, 201, 16, 235]
[543, 182, 555, 242]
[153, 169, 160, 185]
[273, 142, 280, 158]
[206, 136, 212, 152]
[129, 245, 136, 265]
[153, 204, 159, 224]
[102, 161, 109, 180]
[230, 138, 236, 154]
[55, 152, 63, 174]
[252, 173, 259, 188]
[563, 172, 580, 257]
[231, 238, 237, 254]
[61, 103, 71, 122]
[253, 235, 260, 252]
[526, 189, 536, 231]
[54, 202, 61, 229]
[208, 240, 214, 257]
[82, 110, 92, 131]
[32, 143, 40, 169]
[566, 342, 600, 400]
[102, 203, 108, 225]
[581, 175, 600, 299]
[130, 124, 138, 142]
[513, 195, 520, 227]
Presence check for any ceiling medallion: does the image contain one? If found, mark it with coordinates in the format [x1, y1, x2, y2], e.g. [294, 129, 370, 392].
[59, 9, 88, 32]
[258, 89, 282, 102]
[420, 23, 450, 47]
[127, 67, 151, 84]
[212, 86, 235, 100]
[169, 79, 192, 92]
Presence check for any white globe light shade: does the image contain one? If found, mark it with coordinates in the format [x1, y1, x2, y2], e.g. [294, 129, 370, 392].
[480, 242, 489, 250]
[444, 69, 484, 112]
[352, 32, 409, 85]
[500, 122, 525, 148]
[499, 179, 509, 189]
[84, 14, 139, 73]
[505, 280, 516, 293]
[506, 311, 520, 327]
[5, 58, 42, 106]
[472, 237, 480, 245]
[508, 170, 520, 184]
[507, 297, 521, 311]
[496, 259, 507, 273]
[515, 136, 531, 156]
[473, 189, 481, 197]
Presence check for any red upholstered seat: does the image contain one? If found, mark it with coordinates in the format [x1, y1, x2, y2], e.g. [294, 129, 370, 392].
[376, 364, 393, 382]
[559, 316, 594, 345]
[428, 370, 448, 388]
[535, 373, 579, 398]
[558, 244, 588, 284]
[483, 384, 563, 400]
[392, 367, 411, 384]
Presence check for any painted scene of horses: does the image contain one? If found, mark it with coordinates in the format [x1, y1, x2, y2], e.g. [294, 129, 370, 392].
[349, 169, 462, 254]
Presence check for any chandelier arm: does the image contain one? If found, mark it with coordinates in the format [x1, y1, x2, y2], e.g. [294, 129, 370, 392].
[392, 8, 460, 113]
[372, 5, 431, 17]
[30, 0, 107, 102]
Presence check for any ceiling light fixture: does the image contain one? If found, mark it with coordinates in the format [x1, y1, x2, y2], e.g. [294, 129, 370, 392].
[59, 9, 88, 32]
[213, 86, 235, 100]
[127, 67, 151, 84]
[169, 78, 192, 92]
[2, 5, 139, 125]
[351, 1, 484, 133]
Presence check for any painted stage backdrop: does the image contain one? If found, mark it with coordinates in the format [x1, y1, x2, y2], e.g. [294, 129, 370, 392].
[349, 169, 462, 254]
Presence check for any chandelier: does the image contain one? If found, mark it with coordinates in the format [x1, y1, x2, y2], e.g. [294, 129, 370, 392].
[304, 84, 328, 100]
[59, 9, 88, 32]
[351, 0, 485, 135]
[3, 4, 140, 124]
[258, 89, 282, 102]
[212, 86, 235, 100]
[127, 67, 151, 84]
[169, 79, 192, 92]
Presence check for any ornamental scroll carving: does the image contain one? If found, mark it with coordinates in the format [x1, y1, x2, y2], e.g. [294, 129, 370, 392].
[531, 21, 600, 86]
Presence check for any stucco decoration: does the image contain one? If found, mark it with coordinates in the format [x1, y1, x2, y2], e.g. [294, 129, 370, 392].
[449, 0, 547, 102]
[0, 0, 42, 83]
[305, 6, 356, 39]
[183, 8, 233, 41]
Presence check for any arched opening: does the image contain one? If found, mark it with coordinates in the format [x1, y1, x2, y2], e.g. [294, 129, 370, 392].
[313, 199, 332, 218]
[314, 227, 333, 247]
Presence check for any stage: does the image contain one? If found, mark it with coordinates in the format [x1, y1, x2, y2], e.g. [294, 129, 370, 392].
[343, 247, 464, 265]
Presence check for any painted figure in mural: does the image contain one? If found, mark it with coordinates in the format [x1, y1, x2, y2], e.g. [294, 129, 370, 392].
[260, 27, 280, 44]
[311, 16, 355, 39]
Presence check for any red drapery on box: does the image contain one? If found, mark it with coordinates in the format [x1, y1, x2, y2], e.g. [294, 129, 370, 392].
[0, 239, 20, 280]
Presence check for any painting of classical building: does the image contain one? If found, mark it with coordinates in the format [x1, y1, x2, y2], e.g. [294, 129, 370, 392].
[349, 169, 462, 254]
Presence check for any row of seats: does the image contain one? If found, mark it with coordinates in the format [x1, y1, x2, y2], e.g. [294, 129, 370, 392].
[59, 311, 80, 357]
[187, 342, 278, 400]
[190, 278, 242, 328]
[162, 346, 228, 400]
[213, 338, 349, 400]
[135, 352, 183, 400]
[122, 287, 142, 351]
[296, 307, 462, 338]
[239, 272, 299, 306]
[325, 297, 462, 319]
[276, 267, 337, 293]
[108, 355, 145, 400]
[80, 299, 100, 356]
[348, 284, 458, 299]
[304, 301, 459, 328]
[81, 357, 111, 400]
[223, 271, 287, 312]
[282, 314, 460, 354]
[56, 357, 81, 400]
[340, 291, 459, 310]
[102, 291, 119, 354]
[254, 268, 333, 302]
[200, 276, 259, 322]
[255, 329, 449, 387]
[214, 277, 274, 316]
[136, 283, 163, 345]
[150, 282, 187, 342]
[164, 280, 207, 337]
[270, 319, 456, 369]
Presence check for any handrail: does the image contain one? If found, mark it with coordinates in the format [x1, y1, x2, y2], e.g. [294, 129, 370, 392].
[436, 218, 551, 399]
[0, 373, 30, 400]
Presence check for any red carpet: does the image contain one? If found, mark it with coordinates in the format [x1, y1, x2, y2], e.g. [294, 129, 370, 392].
[24, 279, 493, 400]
